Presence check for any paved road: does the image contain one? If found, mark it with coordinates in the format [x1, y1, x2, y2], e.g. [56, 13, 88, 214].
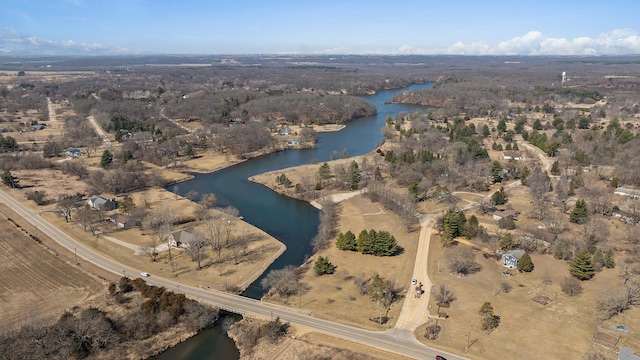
[0, 189, 468, 360]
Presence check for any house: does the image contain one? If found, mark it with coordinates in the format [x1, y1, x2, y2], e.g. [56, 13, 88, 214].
[619, 347, 640, 360]
[502, 151, 523, 160]
[279, 128, 291, 135]
[87, 195, 118, 211]
[169, 228, 197, 248]
[502, 249, 525, 268]
[30, 124, 46, 131]
[110, 214, 135, 229]
[287, 139, 302, 146]
[614, 187, 640, 198]
[493, 209, 520, 221]
[65, 147, 82, 158]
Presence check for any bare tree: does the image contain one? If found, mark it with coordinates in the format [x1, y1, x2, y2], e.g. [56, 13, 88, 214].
[203, 215, 230, 261]
[193, 193, 216, 220]
[76, 206, 102, 236]
[434, 284, 456, 306]
[183, 232, 209, 269]
[260, 266, 301, 298]
[141, 236, 160, 262]
[561, 276, 583, 297]
[446, 246, 481, 275]
[528, 167, 551, 220]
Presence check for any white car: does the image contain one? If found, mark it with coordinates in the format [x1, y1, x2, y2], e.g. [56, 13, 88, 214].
[140, 272, 150, 277]
[411, 278, 417, 285]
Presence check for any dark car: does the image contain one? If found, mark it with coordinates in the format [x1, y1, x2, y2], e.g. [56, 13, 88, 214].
[436, 356, 446, 360]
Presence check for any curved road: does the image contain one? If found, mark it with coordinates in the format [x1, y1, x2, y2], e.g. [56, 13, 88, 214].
[0, 189, 468, 360]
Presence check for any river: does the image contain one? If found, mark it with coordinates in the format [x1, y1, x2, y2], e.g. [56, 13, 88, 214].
[153, 83, 433, 359]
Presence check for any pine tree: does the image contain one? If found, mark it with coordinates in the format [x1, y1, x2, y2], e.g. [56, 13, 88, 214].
[569, 199, 589, 224]
[1, 168, 17, 188]
[603, 249, 616, 268]
[517, 253, 534, 272]
[372, 230, 398, 256]
[550, 160, 561, 175]
[592, 248, 604, 271]
[491, 161, 503, 183]
[356, 229, 374, 254]
[348, 161, 361, 190]
[100, 150, 113, 169]
[570, 250, 595, 280]
[314, 256, 336, 275]
[318, 162, 331, 180]
[335, 230, 357, 251]
[479, 302, 500, 332]
[491, 186, 508, 205]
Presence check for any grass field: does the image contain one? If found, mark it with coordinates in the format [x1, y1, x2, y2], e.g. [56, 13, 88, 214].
[0, 204, 105, 331]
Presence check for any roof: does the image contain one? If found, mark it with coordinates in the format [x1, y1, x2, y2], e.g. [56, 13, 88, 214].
[615, 187, 640, 197]
[171, 228, 197, 244]
[503, 151, 522, 158]
[110, 214, 131, 224]
[504, 249, 525, 260]
[89, 195, 108, 205]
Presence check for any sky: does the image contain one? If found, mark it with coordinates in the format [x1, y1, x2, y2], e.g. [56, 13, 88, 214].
[1, 0, 640, 56]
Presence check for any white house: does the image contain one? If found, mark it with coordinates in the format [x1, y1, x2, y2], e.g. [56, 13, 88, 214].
[502, 250, 525, 268]
[65, 147, 81, 158]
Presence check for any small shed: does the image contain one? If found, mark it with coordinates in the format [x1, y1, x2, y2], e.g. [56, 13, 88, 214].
[110, 214, 135, 229]
[503, 151, 523, 160]
[502, 250, 525, 268]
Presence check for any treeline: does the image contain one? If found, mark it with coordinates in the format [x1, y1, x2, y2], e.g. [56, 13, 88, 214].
[335, 229, 399, 256]
[0, 277, 217, 359]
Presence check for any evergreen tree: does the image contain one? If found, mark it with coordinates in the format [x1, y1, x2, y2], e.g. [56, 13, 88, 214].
[119, 195, 135, 214]
[550, 160, 561, 175]
[314, 256, 336, 275]
[100, 150, 113, 169]
[1, 168, 17, 188]
[499, 233, 517, 250]
[372, 230, 398, 256]
[517, 253, 534, 272]
[356, 229, 374, 254]
[318, 162, 331, 180]
[491, 186, 508, 205]
[569, 199, 589, 224]
[603, 249, 616, 268]
[482, 124, 490, 137]
[335, 231, 357, 251]
[491, 161, 503, 183]
[465, 215, 481, 239]
[570, 250, 595, 280]
[185, 143, 194, 158]
[479, 302, 500, 332]
[348, 161, 361, 190]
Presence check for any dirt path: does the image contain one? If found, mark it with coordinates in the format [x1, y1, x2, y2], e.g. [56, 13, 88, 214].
[394, 215, 434, 331]
[87, 115, 111, 147]
[309, 190, 361, 209]
[517, 140, 552, 172]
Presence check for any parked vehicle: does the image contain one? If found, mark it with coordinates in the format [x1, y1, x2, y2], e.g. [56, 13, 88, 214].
[140, 272, 150, 277]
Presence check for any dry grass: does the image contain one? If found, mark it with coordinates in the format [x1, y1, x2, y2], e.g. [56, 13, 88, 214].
[39, 186, 285, 293]
[293, 194, 419, 330]
[0, 204, 105, 331]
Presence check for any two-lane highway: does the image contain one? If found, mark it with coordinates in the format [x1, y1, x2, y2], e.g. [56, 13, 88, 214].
[0, 189, 469, 360]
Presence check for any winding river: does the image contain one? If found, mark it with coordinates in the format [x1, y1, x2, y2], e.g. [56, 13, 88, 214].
[154, 83, 433, 359]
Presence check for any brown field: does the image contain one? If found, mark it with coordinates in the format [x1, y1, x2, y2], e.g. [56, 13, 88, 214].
[0, 204, 105, 331]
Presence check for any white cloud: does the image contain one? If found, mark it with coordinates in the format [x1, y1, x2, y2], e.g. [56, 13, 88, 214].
[424, 29, 640, 56]
[0, 28, 134, 55]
